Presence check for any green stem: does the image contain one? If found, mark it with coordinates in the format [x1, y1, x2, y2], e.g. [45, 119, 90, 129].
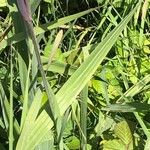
[80, 85, 88, 150]
[9, 45, 14, 150]
[25, 21, 57, 120]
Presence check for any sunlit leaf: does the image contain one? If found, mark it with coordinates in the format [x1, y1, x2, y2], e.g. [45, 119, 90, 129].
[114, 121, 133, 149]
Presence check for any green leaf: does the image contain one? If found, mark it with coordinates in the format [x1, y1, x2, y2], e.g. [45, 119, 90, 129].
[56, 2, 141, 115]
[95, 112, 114, 135]
[0, 82, 20, 136]
[35, 7, 99, 34]
[0, 0, 7, 7]
[102, 139, 125, 150]
[102, 102, 150, 112]
[42, 58, 77, 75]
[35, 132, 54, 150]
[114, 121, 133, 148]
[16, 89, 54, 150]
[30, 0, 42, 14]
[66, 136, 80, 150]
[117, 74, 150, 102]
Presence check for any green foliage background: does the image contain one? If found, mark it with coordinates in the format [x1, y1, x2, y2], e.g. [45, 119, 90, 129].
[0, 0, 150, 149]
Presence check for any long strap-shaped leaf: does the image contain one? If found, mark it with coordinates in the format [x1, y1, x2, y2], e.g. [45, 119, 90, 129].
[56, 1, 142, 115]
[16, 89, 54, 150]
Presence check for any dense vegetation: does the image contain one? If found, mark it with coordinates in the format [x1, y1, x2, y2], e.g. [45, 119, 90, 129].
[0, 0, 150, 149]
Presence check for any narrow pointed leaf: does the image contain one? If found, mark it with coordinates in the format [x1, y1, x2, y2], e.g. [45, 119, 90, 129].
[16, 89, 53, 150]
[56, 2, 141, 115]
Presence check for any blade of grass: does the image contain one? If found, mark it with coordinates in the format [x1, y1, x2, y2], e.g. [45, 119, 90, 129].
[20, 57, 32, 130]
[35, 7, 100, 34]
[9, 45, 14, 150]
[116, 74, 150, 138]
[46, 30, 63, 72]
[30, 0, 42, 14]
[134, 112, 150, 138]
[117, 74, 150, 102]
[42, 59, 77, 75]
[26, 110, 53, 150]
[56, 2, 141, 115]
[0, 7, 99, 50]
[0, 82, 20, 139]
[80, 49, 89, 150]
[16, 89, 54, 150]
[80, 86, 88, 150]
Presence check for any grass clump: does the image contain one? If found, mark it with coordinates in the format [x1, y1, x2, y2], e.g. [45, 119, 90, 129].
[0, 0, 150, 149]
